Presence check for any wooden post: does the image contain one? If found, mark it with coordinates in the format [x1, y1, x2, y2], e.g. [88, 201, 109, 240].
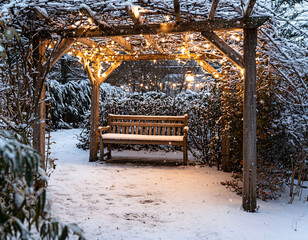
[33, 38, 46, 168]
[242, 28, 257, 212]
[87, 61, 122, 161]
[89, 80, 100, 161]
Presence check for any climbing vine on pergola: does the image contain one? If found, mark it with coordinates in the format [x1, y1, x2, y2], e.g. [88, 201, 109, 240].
[12, 0, 269, 212]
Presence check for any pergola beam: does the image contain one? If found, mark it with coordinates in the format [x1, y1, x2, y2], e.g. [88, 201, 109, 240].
[81, 4, 135, 53]
[244, 0, 257, 18]
[38, 38, 74, 82]
[174, 0, 181, 22]
[208, 0, 220, 19]
[110, 36, 135, 53]
[97, 53, 222, 61]
[144, 36, 165, 54]
[197, 60, 221, 78]
[126, 6, 163, 54]
[201, 31, 244, 69]
[57, 16, 269, 38]
[80, 4, 110, 28]
[98, 61, 122, 85]
[77, 38, 115, 55]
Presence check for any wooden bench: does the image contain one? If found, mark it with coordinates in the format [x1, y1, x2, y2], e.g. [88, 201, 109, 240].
[98, 114, 189, 165]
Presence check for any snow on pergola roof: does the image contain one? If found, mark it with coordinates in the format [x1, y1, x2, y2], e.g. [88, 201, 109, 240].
[8, 0, 268, 73]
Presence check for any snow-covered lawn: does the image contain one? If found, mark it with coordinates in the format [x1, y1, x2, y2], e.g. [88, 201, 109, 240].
[48, 129, 308, 240]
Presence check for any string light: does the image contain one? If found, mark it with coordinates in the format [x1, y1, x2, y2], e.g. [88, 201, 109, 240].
[185, 71, 194, 82]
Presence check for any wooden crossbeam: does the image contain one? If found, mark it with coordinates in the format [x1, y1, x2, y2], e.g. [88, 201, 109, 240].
[97, 53, 222, 61]
[80, 4, 110, 28]
[201, 31, 244, 69]
[83, 58, 95, 86]
[77, 38, 114, 54]
[127, 5, 143, 25]
[81, 4, 134, 53]
[110, 36, 135, 53]
[244, 0, 257, 18]
[57, 16, 269, 38]
[126, 6, 164, 54]
[34, 7, 52, 23]
[144, 35, 165, 54]
[39, 38, 74, 80]
[197, 60, 221, 78]
[174, 0, 181, 22]
[98, 61, 122, 85]
[208, 0, 219, 19]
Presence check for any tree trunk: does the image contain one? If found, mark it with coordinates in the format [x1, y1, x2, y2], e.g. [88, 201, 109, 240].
[33, 37, 46, 168]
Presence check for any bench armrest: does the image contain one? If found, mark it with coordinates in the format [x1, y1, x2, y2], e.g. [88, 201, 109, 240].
[184, 126, 189, 137]
[98, 126, 111, 136]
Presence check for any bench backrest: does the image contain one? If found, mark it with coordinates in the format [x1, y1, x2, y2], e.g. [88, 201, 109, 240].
[108, 114, 188, 136]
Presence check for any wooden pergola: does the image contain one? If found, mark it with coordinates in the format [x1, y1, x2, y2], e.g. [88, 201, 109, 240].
[16, 0, 268, 212]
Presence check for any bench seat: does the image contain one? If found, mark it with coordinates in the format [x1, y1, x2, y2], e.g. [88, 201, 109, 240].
[101, 133, 184, 145]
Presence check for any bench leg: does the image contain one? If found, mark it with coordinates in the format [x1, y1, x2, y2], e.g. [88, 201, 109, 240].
[183, 143, 188, 165]
[100, 139, 104, 161]
[107, 144, 112, 159]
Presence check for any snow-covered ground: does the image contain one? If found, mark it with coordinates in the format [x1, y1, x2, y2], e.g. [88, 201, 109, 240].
[48, 129, 308, 240]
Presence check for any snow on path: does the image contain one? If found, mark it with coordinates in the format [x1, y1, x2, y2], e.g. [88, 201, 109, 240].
[48, 129, 308, 240]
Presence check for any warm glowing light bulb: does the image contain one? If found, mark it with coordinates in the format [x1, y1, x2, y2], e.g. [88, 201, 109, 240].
[185, 71, 194, 82]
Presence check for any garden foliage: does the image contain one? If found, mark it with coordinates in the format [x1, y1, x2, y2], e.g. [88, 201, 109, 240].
[0, 131, 85, 239]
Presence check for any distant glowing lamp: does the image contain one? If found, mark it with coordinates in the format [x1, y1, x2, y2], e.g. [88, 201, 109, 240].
[185, 71, 194, 82]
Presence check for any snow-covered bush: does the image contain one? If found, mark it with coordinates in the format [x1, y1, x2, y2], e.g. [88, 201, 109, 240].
[0, 130, 84, 239]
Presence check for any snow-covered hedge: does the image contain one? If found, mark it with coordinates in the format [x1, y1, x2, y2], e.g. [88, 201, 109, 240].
[0, 130, 84, 239]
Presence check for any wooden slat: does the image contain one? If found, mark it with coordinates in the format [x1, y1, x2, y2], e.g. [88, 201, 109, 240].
[244, 0, 257, 18]
[201, 31, 244, 69]
[126, 122, 129, 134]
[109, 114, 186, 121]
[149, 125, 152, 135]
[167, 122, 171, 136]
[57, 16, 269, 38]
[109, 122, 185, 128]
[208, 0, 219, 20]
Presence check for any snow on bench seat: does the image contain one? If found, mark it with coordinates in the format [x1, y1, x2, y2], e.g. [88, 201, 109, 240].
[102, 133, 184, 143]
